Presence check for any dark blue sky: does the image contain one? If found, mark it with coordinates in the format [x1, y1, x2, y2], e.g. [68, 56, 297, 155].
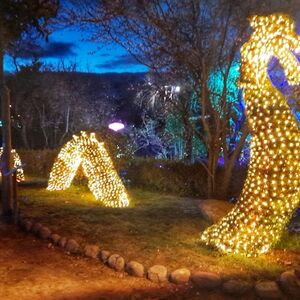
[4, 14, 300, 74]
[4, 27, 148, 74]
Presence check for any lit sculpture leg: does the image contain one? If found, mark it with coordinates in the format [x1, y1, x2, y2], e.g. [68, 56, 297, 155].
[47, 136, 82, 190]
[201, 14, 300, 256]
[47, 132, 129, 207]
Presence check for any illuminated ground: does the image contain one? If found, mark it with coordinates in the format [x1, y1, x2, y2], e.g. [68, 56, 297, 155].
[0, 222, 256, 300]
[0, 223, 165, 300]
[17, 182, 300, 281]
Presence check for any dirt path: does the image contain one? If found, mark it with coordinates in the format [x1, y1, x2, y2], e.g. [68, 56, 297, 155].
[0, 223, 247, 300]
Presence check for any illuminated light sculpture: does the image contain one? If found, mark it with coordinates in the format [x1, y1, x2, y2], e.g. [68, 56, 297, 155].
[0, 148, 25, 182]
[201, 14, 300, 256]
[47, 131, 129, 208]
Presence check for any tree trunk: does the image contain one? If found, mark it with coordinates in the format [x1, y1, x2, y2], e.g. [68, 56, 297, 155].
[182, 115, 193, 163]
[218, 158, 236, 199]
[207, 142, 216, 198]
[58, 106, 70, 146]
[219, 125, 248, 199]
[21, 123, 30, 149]
[0, 51, 13, 222]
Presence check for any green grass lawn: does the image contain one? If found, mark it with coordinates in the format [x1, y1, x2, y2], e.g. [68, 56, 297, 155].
[18, 179, 300, 280]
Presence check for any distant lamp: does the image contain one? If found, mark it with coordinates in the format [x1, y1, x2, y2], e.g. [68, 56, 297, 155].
[108, 122, 125, 132]
[175, 86, 181, 93]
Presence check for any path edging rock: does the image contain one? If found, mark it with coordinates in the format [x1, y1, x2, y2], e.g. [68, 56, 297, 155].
[17, 215, 299, 298]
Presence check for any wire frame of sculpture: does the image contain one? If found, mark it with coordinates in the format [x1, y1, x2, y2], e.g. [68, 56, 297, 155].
[47, 131, 129, 208]
[200, 14, 300, 256]
[0, 148, 25, 182]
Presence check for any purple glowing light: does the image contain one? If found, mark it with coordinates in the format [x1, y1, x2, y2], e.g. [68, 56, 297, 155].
[108, 122, 125, 132]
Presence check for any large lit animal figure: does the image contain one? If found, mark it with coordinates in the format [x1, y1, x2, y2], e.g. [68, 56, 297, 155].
[201, 14, 300, 256]
[47, 131, 129, 208]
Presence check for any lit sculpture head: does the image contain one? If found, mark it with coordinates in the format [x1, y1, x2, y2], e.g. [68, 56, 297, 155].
[240, 14, 300, 88]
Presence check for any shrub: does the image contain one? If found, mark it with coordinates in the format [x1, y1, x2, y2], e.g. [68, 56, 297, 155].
[17, 150, 247, 199]
[123, 158, 247, 198]
[18, 149, 58, 178]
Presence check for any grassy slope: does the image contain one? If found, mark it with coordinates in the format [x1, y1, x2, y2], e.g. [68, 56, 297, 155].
[18, 182, 300, 280]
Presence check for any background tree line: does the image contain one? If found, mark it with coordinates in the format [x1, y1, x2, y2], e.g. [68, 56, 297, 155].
[65, 0, 299, 198]
[6, 62, 144, 149]
[1, 0, 299, 220]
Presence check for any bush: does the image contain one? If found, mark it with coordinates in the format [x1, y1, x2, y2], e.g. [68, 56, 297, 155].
[17, 150, 247, 199]
[123, 158, 247, 198]
[18, 149, 59, 178]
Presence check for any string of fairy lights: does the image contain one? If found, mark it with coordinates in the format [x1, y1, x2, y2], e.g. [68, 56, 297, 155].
[47, 131, 129, 208]
[201, 14, 300, 256]
[0, 147, 25, 182]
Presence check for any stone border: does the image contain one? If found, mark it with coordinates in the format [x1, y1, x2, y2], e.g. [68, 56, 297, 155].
[18, 216, 300, 299]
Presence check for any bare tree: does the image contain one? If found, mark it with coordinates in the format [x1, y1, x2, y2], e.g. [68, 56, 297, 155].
[8, 62, 117, 149]
[63, 0, 299, 198]
[65, 0, 248, 198]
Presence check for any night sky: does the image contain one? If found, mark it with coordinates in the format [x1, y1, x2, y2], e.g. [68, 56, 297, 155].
[4, 27, 148, 74]
[3, 11, 299, 75]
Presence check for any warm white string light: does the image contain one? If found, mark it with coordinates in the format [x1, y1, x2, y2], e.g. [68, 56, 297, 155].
[0, 148, 25, 182]
[201, 14, 300, 256]
[47, 131, 129, 208]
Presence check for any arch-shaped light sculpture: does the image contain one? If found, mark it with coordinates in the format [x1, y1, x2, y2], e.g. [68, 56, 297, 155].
[47, 132, 129, 208]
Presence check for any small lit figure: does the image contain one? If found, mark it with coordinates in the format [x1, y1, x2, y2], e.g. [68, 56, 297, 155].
[47, 131, 129, 208]
[0, 148, 25, 182]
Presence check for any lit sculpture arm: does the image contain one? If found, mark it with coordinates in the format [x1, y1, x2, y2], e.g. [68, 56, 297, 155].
[200, 14, 300, 256]
[47, 136, 82, 190]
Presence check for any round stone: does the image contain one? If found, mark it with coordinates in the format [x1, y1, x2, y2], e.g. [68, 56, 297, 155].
[84, 244, 100, 259]
[108, 254, 125, 271]
[38, 226, 51, 240]
[147, 265, 168, 283]
[31, 222, 42, 235]
[222, 279, 252, 296]
[170, 268, 191, 284]
[255, 281, 283, 299]
[126, 261, 145, 277]
[279, 270, 300, 297]
[65, 239, 81, 254]
[24, 220, 33, 232]
[23, 220, 33, 232]
[50, 233, 61, 245]
[191, 271, 221, 289]
[100, 250, 110, 263]
[58, 237, 67, 248]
